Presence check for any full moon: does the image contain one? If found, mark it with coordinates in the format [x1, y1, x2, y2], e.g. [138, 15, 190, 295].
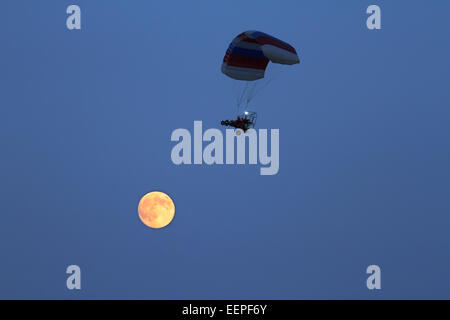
[138, 191, 175, 229]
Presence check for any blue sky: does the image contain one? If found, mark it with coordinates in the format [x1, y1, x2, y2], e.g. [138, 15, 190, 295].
[0, 0, 449, 299]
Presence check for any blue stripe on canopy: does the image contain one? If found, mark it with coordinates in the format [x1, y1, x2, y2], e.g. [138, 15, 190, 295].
[231, 47, 265, 59]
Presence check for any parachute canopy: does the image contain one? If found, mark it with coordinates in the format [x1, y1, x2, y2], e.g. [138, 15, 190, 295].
[221, 30, 300, 81]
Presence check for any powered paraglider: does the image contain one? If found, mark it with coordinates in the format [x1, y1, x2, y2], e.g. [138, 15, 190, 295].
[220, 30, 300, 130]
